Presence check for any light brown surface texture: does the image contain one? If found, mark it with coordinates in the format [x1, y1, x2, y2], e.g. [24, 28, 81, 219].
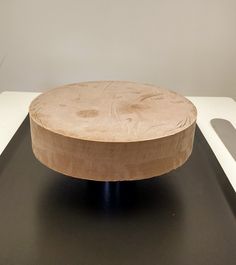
[29, 81, 197, 181]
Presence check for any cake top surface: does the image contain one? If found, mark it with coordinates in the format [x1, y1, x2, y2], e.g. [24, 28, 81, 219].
[29, 81, 197, 142]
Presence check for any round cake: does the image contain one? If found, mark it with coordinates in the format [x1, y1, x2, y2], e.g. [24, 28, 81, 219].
[29, 81, 197, 181]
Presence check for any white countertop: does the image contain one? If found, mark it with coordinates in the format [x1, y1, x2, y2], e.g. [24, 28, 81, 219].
[0, 91, 235, 191]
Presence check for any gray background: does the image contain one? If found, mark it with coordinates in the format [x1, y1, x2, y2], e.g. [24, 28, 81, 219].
[0, 0, 236, 97]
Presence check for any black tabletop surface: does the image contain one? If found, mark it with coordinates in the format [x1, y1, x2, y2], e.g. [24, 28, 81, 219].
[0, 116, 235, 265]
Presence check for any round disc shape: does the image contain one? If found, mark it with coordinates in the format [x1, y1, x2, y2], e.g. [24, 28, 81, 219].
[29, 81, 197, 181]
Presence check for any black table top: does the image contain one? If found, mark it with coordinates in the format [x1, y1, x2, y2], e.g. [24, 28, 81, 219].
[0, 116, 235, 265]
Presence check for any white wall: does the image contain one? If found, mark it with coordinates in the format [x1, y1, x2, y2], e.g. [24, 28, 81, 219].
[0, 0, 236, 97]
